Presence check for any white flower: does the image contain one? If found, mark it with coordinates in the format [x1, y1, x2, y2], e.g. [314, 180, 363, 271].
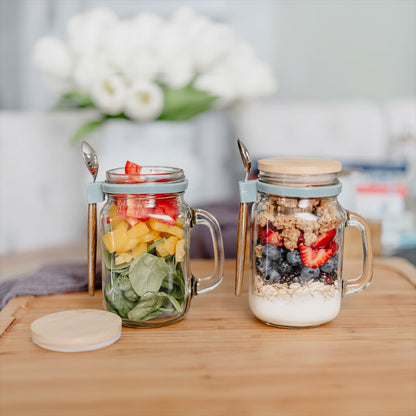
[132, 12, 165, 47]
[124, 49, 160, 83]
[235, 60, 278, 100]
[101, 20, 139, 72]
[90, 74, 126, 115]
[123, 82, 164, 121]
[160, 53, 195, 89]
[192, 24, 236, 71]
[32, 37, 74, 91]
[67, 8, 118, 56]
[194, 72, 236, 108]
[73, 54, 112, 93]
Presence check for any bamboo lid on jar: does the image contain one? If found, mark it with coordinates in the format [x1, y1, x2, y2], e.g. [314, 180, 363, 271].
[31, 309, 122, 352]
[258, 158, 342, 175]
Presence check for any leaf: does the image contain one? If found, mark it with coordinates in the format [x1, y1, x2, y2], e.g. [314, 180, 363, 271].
[127, 292, 167, 321]
[161, 259, 185, 301]
[147, 238, 166, 254]
[128, 253, 170, 296]
[127, 292, 181, 322]
[104, 283, 135, 318]
[113, 273, 133, 291]
[50, 91, 94, 111]
[158, 84, 217, 121]
[70, 119, 106, 145]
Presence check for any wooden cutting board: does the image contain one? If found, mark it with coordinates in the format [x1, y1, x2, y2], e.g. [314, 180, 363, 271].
[1, 258, 415, 416]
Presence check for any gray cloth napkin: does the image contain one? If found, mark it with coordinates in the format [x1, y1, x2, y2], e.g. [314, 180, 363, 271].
[0, 262, 101, 310]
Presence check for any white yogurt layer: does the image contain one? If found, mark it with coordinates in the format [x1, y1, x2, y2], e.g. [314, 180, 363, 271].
[249, 290, 341, 327]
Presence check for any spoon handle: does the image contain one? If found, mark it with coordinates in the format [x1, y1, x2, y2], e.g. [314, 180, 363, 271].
[87, 203, 97, 296]
[235, 201, 248, 296]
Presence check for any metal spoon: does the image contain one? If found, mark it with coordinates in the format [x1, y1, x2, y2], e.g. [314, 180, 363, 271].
[81, 141, 98, 296]
[235, 139, 252, 296]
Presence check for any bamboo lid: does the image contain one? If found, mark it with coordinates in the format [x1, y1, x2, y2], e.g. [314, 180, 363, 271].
[31, 309, 122, 352]
[257, 158, 342, 175]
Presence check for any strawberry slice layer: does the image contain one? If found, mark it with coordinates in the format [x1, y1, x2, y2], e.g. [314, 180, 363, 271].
[310, 229, 336, 249]
[262, 229, 283, 247]
[299, 244, 335, 269]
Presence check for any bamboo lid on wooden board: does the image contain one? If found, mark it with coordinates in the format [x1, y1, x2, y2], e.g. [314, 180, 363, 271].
[258, 158, 342, 175]
[31, 309, 122, 352]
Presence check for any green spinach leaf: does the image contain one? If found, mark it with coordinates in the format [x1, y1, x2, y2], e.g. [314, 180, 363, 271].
[129, 253, 170, 296]
[104, 283, 135, 318]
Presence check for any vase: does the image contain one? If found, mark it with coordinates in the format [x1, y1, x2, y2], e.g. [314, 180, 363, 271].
[87, 110, 239, 205]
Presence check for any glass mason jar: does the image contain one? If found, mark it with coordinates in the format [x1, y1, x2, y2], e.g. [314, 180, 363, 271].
[89, 166, 224, 328]
[237, 158, 373, 328]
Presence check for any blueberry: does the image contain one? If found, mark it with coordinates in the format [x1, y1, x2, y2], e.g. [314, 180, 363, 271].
[278, 261, 294, 276]
[287, 250, 302, 266]
[262, 244, 282, 261]
[321, 254, 338, 273]
[264, 269, 281, 285]
[300, 266, 320, 283]
[258, 256, 274, 273]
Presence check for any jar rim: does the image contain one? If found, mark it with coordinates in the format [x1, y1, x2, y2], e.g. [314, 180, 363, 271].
[106, 166, 185, 184]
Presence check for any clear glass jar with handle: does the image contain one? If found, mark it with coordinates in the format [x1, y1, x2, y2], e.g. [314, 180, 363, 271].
[88, 166, 224, 328]
[237, 158, 373, 328]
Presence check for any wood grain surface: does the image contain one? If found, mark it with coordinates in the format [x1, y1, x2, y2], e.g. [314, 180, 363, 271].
[1, 258, 415, 416]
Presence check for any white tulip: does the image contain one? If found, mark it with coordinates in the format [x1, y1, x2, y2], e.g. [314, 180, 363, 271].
[194, 72, 236, 108]
[124, 49, 160, 83]
[32, 37, 73, 81]
[133, 12, 165, 47]
[73, 54, 112, 93]
[192, 24, 236, 71]
[123, 82, 164, 121]
[235, 60, 278, 100]
[101, 20, 138, 72]
[160, 53, 195, 89]
[90, 75, 126, 115]
[67, 8, 118, 56]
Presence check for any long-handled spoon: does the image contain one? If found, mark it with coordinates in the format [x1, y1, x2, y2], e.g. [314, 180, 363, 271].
[235, 139, 252, 296]
[81, 141, 98, 296]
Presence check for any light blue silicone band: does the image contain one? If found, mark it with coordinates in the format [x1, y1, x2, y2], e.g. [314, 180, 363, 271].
[86, 180, 189, 204]
[239, 180, 342, 203]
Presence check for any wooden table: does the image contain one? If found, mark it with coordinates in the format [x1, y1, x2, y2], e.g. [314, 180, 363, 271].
[1, 258, 415, 416]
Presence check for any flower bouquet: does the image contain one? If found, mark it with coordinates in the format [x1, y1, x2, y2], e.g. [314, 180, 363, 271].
[33, 7, 277, 143]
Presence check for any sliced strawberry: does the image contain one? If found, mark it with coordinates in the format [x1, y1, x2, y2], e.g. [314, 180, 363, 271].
[125, 161, 141, 174]
[299, 244, 333, 269]
[328, 240, 339, 252]
[297, 232, 305, 245]
[262, 229, 283, 247]
[310, 229, 336, 249]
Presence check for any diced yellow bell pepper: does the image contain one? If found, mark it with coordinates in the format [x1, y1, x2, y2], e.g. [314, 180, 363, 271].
[108, 205, 118, 218]
[112, 218, 128, 233]
[138, 230, 160, 243]
[115, 252, 133, 265]
[148, 218, 184, 239]
[109, 216, 126, 231]
[164, 236, 178, 255]
[175, 239, 185, 262]
[175, 217, 184, 227]
[121, 238, 141, 251]
[126, 221, 149, 239]
[132, 243, 147, 258]
[156, 243, 170, 258]
[102, 228, 129, 253]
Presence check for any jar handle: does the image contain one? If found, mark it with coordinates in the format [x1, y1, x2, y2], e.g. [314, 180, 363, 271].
[192, 209, 224, 295]
[343, 211, 374, 296]
[191, 209, 224, 295]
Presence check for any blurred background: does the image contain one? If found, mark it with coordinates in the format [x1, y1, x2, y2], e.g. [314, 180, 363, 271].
[1, 0, 415, 262]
